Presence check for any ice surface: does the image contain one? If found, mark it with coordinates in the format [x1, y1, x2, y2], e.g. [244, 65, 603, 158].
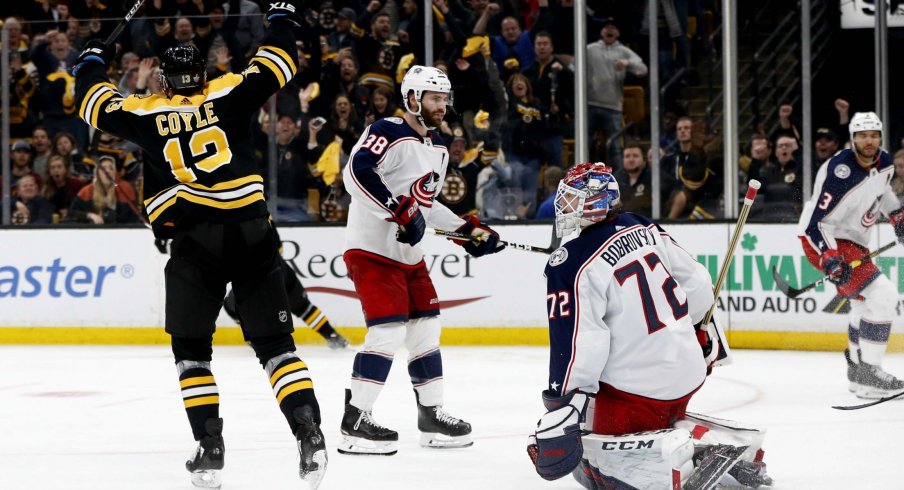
[1, 345, 902, 489]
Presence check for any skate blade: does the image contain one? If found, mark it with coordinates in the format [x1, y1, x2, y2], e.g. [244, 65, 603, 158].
[190, 469, 222, 489]
[326, 339, 350, 350]
[419, 432, 473, 449]
[854, 385, 904, 400]
[300, 449, 328, 489]
[337, 435, 397, 455]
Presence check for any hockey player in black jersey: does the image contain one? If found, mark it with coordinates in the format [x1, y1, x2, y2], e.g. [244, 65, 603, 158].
[72, 2, 327, 488]
[222, 241, 350, 350]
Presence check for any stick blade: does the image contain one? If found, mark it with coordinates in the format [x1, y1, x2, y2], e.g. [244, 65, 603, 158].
[832, 390, 904, 410]
[772, 265, 803, 298]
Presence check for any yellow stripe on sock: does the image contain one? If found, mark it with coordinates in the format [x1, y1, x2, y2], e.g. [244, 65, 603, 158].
[180, 376, 216, 388]
[269, 361, 308, 385]
[184, 395, 219, 408]
[312, 316, 328, 332]
[276, 380, 313, 404]
[303, 308, 321, 325]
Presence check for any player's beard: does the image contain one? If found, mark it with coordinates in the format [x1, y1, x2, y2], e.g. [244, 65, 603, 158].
[423, 107, 445, 128]
[855, 141, 878, 159]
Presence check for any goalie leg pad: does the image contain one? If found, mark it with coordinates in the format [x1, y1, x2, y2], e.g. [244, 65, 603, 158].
[677, 412, 767, 463]
[580, 428, 695, 490]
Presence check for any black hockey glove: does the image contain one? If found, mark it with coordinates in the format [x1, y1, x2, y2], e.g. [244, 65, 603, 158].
[527, 390, 588, 481]
[889, 208, 904, 245]
[454, 216, 505, 257]
[819, 249, 851, 285]
[72, 39, 113, 76]
[266, 0, 302, 26]
[386, 195, 425, 246]
[154, 238, 170, 255]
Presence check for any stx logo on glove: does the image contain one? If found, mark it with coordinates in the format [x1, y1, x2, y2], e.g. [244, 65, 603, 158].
[269, 2, 296, 12]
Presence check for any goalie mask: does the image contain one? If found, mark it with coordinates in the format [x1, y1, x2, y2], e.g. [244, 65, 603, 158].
[160, 44, 206, 96]
[554, 162, 621, 237]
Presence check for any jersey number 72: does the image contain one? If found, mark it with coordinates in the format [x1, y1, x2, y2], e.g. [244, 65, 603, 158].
[614, 252, 689, 334]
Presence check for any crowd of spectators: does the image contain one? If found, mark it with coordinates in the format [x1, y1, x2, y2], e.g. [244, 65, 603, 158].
[0, 1, 896, 227]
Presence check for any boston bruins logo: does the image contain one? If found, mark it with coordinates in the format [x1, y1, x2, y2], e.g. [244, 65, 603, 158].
[378, 46, 397, 71]
[441, 169, 467, 204]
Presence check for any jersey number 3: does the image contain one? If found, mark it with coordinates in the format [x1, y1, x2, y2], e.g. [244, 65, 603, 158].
[163, 126, 233, 182]
[614, 252, 689, 334]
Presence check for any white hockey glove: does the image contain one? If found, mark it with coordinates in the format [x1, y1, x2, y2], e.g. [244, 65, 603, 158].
[694, 312, 732, 372]
[526, 390, 588, 481]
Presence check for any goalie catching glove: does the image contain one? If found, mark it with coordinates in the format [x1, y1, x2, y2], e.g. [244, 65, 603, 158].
[453, 216, 505, 257]
[527, 390, 588, 481]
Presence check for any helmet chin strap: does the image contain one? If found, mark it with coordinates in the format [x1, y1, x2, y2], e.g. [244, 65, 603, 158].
[405, 97, 435, 132]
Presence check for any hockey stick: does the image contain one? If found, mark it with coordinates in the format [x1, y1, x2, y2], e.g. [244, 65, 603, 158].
[832, 389, 904, 410]
[104, 0, 147, 47]
[429, 226, 560, 254]
[771, 241, 897, 299]
[95, 162, 151, 228]
[701, 180, 761, 325]
[821, 294, 851, 314]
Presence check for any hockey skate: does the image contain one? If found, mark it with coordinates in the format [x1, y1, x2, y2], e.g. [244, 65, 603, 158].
[844, 348, 859, 393]
[728, 459, 773, 488]
[185, 418, 225, 489]
[325, 332, 349, 350]
[338, 389, 398, 455]
[294, 406, 328, 489]
[853, 361, 904, 400]
[416, 391, 473, 449]
[684, 444, 747, 490]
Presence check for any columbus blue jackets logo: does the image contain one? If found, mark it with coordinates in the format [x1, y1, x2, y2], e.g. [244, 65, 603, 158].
[834, 164, 851, 179]
[862, 200, 880, 227]
[411, 172, 440, 207]
[549, 247, 568, 266]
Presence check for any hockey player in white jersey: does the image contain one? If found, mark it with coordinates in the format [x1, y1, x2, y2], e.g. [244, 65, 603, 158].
[338, 65, 505, 455]
[798, 112, 904, 399]
[527, 163, 772, 489]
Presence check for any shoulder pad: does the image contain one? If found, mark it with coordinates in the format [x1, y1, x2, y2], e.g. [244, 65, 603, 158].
[366, 117, 418, 143]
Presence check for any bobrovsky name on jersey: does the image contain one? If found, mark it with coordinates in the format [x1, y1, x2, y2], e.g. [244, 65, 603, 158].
[0, 258, 133, 298]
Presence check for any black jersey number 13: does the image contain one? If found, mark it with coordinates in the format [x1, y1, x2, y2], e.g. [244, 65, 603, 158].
[163, 126, 233, 182]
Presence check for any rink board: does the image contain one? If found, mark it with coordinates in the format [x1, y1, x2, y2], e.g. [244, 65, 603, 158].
[3, 223, 904, 351]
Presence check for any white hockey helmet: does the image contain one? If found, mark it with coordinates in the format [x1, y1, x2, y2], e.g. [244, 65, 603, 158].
[554, 162, 621, 237]
[849, 111, 883, 140]
[400, 65, 453, 128]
